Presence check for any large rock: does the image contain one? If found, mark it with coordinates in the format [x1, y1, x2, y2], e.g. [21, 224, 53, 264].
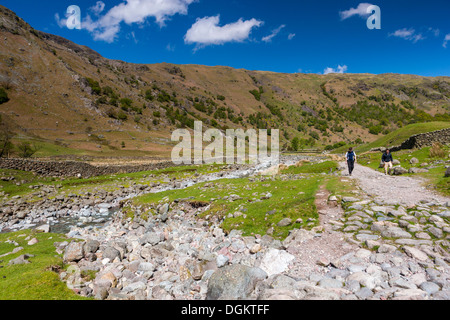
[158, 203, 170, 215]
[84, 240, 100, 254]
[381, 227, 412, 239]
[206, 264, 267, 300]
[8, 254, 34, 265]
[102, 247, 121, 262]
[346, 272, 378, 290]
[139, 233, 164, 246]
[428, 226, 443, 238]
[409, 168, 428, 174]
[419, 282, 440, 295]
[36, 225, 50, 233]
[393, 167, 408, 175]
[445, 167, 450, 178]
[403, 246, 429, 261]
[342, 197, 360, 203]
[64, 241, 85, 263]
[277, 218, 292, 227]
[259, 249, 295, 277]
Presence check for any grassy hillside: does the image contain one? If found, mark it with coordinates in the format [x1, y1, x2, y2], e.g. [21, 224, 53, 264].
[0, 5, 449, 159]
[355, 122, 450, 153]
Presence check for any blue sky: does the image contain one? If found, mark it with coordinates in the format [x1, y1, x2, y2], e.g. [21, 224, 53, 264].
[3, 0, 450, 76]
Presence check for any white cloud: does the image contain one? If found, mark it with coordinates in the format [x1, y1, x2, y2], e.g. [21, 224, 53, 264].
[444, 34, 450, 48]
[340, 3, 373, 20]
[184, 15, 263, 48]
[324, 65, 348, 75]
[81, 0, 196, 43]
[288, 33, 296, 40]
[428, 27, 440, 37]
[54, 13, 67, 28]
[389, 28, 425, 43]
[262, 24, 285, 42]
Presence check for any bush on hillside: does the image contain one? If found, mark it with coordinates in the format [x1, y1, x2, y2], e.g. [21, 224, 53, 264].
[86, 78, 101, 95]
[17, 142, 39, 158]
[0, 88, 9, 104]
[430, 142, 446, 159]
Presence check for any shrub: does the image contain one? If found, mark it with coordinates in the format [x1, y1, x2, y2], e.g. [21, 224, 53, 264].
[249, 89, 262, 101]
[194, 102, 207, 113]
[369, 125, 382, 135]
[117, 111, 128, 121]
[0, 88, 9, 104]
[157, 90, 172, 103]
[145, 89, 154, 101]
[310, 131, 320, 140]
[102, 86, 118, 99]
[86, 78, 101, 95]
[106, 108, 117, 119]
[120, 98, 133, 109]
[96, 96, 107, 105]
[430, 142, 446, 158]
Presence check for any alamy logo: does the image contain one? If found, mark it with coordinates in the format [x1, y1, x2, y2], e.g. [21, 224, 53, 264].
[171, 122, 279, 166]
[367, 5, 381, 30]
[66, 5, 81, 30]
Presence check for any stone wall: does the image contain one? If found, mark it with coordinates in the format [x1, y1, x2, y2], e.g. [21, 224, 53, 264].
[389, 127, 450, 152]
[0, 158, 181, 178]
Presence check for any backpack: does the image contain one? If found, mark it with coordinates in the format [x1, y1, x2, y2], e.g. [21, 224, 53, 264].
[347, 151, 355, 162]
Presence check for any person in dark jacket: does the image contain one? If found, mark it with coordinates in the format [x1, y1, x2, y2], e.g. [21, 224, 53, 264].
[382, 149, 394, 175]
[345, 147, 356, 176]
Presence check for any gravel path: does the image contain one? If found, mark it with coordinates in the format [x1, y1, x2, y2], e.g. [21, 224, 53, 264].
[341, 162, 450, 207]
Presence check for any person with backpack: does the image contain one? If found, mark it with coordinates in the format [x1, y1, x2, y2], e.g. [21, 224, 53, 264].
[345, 147, 356, 176]
[382, 149, 394, 175]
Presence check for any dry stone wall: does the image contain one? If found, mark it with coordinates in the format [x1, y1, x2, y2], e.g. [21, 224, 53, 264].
[0, 158, 180, 178]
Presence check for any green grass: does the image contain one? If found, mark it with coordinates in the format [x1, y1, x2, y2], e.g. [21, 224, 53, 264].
[0, 230, 89, 300]
[325, 175, 357, 199]
[281, 161, 338, 174]
[355, 122, 450, 154]
[10, 137, 87, 158]
[132, 176, 324, 239]
[0, 164, 223, 199]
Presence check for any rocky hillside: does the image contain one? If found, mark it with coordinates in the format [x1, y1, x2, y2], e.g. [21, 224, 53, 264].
[0, 5, 449, 158]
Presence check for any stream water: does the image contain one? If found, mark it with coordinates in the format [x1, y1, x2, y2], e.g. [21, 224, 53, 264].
[3, 155, 320, 235]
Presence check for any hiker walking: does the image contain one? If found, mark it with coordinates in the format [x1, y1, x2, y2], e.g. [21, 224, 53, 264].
[345, 147, 356, 176]
[382, 149, 394, 175]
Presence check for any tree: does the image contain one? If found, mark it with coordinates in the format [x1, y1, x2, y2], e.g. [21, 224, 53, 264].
[291, 137, 300, 151]
[0, 115, 14, 158]
[17, 142, 39, 158]
[0, 133, 14, 158]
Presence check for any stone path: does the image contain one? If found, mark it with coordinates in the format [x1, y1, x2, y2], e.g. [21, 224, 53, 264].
[342, 162, 449, 207]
